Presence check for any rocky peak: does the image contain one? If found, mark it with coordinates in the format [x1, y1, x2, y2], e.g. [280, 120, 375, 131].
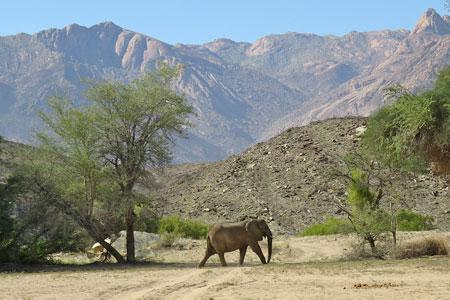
[443, 15, 450, 25]
[203, 38, 238, 52]
[412, 8, 450, 35]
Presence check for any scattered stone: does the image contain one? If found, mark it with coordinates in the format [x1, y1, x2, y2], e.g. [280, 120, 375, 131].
[354, 126, 367, 136]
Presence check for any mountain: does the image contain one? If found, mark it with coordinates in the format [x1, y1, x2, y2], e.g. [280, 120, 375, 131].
[412, 8, 450, 35]
[0, 9, 449, 162]
[146, 117, 450, 234]
[0, 22, 306, 162]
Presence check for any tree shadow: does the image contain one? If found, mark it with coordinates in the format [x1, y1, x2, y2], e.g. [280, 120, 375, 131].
[0, 261, 199, 273]
[0, 261, 265, 273]
[0, 260, 266, 273]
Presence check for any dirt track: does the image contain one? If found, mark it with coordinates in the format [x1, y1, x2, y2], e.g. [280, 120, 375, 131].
[1, 233, 450, 299]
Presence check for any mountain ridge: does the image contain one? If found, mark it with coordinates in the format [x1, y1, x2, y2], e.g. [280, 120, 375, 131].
[0, 8, 449, 162]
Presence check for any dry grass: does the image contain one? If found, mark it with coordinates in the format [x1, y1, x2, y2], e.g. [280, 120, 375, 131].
[153, 232, 178, 248]
[395, 236, 448, 259]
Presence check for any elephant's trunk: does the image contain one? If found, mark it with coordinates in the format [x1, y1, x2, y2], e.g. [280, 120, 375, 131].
[266, 229, 272, 263]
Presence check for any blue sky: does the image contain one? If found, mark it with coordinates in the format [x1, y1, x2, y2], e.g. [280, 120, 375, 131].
[0, 1, 447, 44]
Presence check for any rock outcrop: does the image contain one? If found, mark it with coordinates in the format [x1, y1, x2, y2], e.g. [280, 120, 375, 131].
[412, 8, 450, 35]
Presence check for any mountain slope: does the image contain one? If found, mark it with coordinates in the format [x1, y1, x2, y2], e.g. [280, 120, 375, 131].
[148, 117, 450, 234]
[0, 8, 449, 162]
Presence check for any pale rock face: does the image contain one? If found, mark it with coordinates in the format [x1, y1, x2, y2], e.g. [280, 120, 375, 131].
[412, 8, 450, 35]
[121, 34, 146, 69]
[115, 31, 134, 58]
[0, 9, 448, 162]
[246, 36, 277, 56]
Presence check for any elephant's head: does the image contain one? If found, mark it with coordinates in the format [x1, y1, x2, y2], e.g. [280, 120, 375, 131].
[245, 219, 273, 263]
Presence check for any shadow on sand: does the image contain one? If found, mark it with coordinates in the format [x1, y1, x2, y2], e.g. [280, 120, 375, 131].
[0, 261, 202, 273]
[0, 261, 261, 273]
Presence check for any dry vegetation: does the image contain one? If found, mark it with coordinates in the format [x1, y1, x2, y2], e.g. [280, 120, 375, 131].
[395, 236, 448, 259]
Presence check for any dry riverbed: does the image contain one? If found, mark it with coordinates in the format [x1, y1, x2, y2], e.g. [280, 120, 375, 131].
[1, 232, 450, 299]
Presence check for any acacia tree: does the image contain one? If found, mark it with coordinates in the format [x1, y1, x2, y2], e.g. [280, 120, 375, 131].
[85, 64, 192, 262]
[332, 66, 450, 256]
[37, 98, 126, 262]
[362, 66, 450, 177]
[37, 64, 192, 263]
[332, 155, 395, 256]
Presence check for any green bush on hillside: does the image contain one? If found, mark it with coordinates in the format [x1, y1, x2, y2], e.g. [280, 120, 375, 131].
[362, 66, 450, 175]
[301, 217, 354, 236]
[300, 209, 435, 237]
[397, 209, 435, 231]
[158, 216, 209, 239]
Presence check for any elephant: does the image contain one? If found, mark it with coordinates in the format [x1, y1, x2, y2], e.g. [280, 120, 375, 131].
[198, 219, 272, 267]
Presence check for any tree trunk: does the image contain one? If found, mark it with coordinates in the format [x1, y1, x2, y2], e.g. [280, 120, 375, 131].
[367, 235, 376, 254]
[75, 216, 126, 264]
[33, 171, 126, 263]
[391, 230, 397, 248]
[97, 237, 125, 263]
[126, 205, 135, 263]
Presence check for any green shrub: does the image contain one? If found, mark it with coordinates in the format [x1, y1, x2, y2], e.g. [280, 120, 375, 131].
[0, 174, 87, 263]
[301, 217, 354, 236]
[158, 216, 209, 239]
[135, 206, 160, 233]
[397, 209, 435, 231]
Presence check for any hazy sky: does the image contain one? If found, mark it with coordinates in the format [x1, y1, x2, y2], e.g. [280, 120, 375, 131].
[0, 0, 447, 44]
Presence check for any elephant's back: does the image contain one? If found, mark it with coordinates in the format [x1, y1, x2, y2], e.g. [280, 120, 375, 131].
[208, 222, 247, 251]
[208, 221, 246, 236]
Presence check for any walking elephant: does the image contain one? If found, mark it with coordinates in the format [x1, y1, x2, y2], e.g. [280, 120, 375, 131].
[198, 219, 272, 267]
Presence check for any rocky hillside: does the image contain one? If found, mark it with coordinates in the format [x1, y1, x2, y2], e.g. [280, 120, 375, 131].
[148, 117, 450, 234]
[0, 9, 449, 162]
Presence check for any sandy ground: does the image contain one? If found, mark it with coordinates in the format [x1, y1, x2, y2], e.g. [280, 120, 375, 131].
[1, 232, 450, 300]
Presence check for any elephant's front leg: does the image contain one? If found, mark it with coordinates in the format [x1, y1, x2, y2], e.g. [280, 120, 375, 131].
[239, 245, 248, 265]
[249, 242, 266, 264]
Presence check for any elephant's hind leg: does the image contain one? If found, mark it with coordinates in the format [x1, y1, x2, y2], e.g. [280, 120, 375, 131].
[249, 242, 266, 264]
[198, 238, 216, 268]
[218, 252, 227, 267]
[239, 246, 248, 265]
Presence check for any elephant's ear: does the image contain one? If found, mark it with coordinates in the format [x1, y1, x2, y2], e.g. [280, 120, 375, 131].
[245, 220, 263, 241]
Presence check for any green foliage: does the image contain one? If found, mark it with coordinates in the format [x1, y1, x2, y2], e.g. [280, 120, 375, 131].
[301, 217, 354, 236]
[362, 66, 450, 174]
[397, 209, 435, 231]
[135, 205, 160, 233]
[85, 64, 193, 180]
[34, 65, 193, 262]
[0, 177, 14, 261]
[347, 169, 376, 211]
[346, 168, 391, 251]
[0, 173, 86, 263]
[157, 216, 209, 240]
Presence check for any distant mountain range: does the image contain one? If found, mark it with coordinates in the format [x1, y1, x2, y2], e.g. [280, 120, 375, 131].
[0, 8, 449, 162]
